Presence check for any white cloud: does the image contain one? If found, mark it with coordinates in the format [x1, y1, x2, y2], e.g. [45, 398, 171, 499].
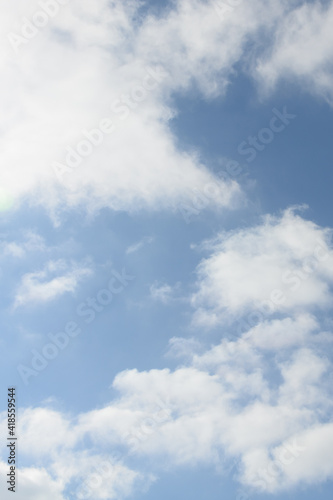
[4, 309, 332, 492]
[1, 242, 25, 258]
[0, 460, 65, 500]
[17, 407, 77, 458]
[1, 1, 333, 497]
[126, 236, 154, 255]
[0, 452, 143, 500]
[278, 347, 330, 408]
[0, 232, 45, 259]
[13, 259, 92, 308]
[0, 405, 146, 500]
[240, 422, 333, 493]
[0, 1, 332, 219]
[2, 210, 332, 496]
[273, 422, 333, 488]
[149, 282, 180, 304]
[166, 336, 203, 359]
[242, 314, 321, 351]
[49, 450, 146, 500]
[255, 1, 333, 103]
[191, 208, 333, 326]
[2, 316, 333, 496]
[0, 0, 248, 218]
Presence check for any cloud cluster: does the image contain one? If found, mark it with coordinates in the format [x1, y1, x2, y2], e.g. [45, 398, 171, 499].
[2, 210, 333, 498]
[2, 1, 333, 498]
[2, 0, 332, 217]
[0, 0, 247, 217]
[3, 315, 332, 497]
[0, 459, 65, 500]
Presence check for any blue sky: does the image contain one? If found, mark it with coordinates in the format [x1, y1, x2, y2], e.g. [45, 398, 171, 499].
[1, 0, 333, 499]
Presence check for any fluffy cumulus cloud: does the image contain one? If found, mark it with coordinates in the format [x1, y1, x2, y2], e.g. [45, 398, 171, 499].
[2, 1, 333, 498]
[2, 0, 332, 217]
[0, 452, 142, 500]
[0, 460, 65, 500]
[2, 313, 333, 497]
[0, 407, 147, 499]
[255, 0, 333, 103]
[0, 0, 249, 217]
[2, 211, 333, 498]
[191, 208, 333, 327]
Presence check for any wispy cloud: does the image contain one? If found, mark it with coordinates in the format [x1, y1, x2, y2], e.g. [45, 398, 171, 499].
[13, 259, 92, 309]
[149, 281, 181, 304]
[126, 236, 154, 255]
[0, 231, 45, 259]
